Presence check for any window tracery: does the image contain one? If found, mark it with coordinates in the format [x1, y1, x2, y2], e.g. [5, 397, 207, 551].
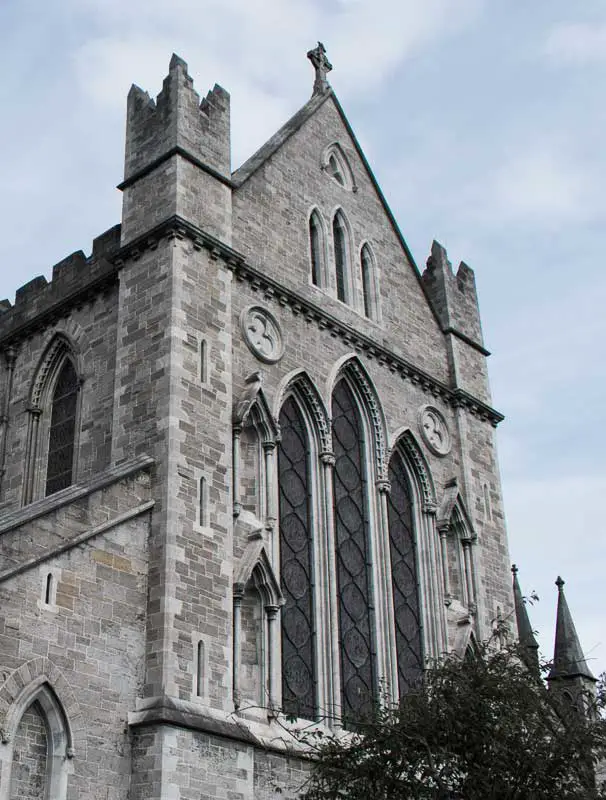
[278, 397, 316, 720]
[23, 336, 81, 504]
[332, 379, 375, 720]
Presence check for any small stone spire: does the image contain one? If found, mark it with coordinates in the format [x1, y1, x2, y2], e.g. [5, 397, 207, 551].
[307, 42, 332, 95]
[548, 576, 595, 683]
[511, 565, 540, 673]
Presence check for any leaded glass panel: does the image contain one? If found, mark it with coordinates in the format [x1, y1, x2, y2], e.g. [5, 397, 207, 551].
[332, 380, 375, 722]
[45, 359, 78, 496]
[387, 453, 423, 695]
[278, 397, 317, 719]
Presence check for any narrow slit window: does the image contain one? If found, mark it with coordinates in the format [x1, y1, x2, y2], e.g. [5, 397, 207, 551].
[333, 213, 348, 303]
[483, 483, 492, 521]
[199, 476, 207, 527]
[361, 244, 374, 319]
[200, 339, 207, 384]
[44, 573, 53, 605]
[196, 640, 205, 696]
[309, 212, 323, 287]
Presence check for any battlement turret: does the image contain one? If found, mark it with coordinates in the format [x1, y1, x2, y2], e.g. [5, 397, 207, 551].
[120, 55, 232, 244]
[124, 54, 230, 180]
[422, 240, 484, 349]
[422, 241, 490, 401]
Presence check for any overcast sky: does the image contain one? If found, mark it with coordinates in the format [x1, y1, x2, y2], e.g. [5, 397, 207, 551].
[0, 1, 603, 677]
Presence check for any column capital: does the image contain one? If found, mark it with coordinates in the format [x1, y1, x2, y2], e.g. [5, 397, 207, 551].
[424, 501, 438, 516]
[376, 479, 391, 495]
[320, 451, 335, 467]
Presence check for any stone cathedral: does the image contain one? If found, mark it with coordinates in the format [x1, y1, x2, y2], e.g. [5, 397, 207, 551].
[0, 45, 592, 799]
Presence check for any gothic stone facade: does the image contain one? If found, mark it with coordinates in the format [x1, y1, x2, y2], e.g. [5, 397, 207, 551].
[0, 52, 512, 799]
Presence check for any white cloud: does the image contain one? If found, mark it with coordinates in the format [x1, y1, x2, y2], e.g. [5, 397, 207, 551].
[487, 148, 595, 225]
[543, 22, 606, 65]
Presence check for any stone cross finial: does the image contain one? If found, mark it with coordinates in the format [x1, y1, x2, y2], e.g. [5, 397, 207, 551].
[307, 42, 332, 95]
[556, 575, 565, 591]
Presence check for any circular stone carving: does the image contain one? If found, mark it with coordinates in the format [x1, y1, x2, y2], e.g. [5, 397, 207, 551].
[240, 305, 284, 363]
[419, 405, 451, 456]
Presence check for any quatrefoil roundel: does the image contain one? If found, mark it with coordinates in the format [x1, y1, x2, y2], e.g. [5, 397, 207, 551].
[418, 404, 451, 456]
[240, 305, 284, 364]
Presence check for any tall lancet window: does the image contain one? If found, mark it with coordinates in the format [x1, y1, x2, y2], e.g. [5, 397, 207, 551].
[387, 452, 422, 695]
[333, 212, 349, 303]
[278, 397, 316, 719]
[332, 380, 375, 721]
[309, 211, 324, 287]
[45, 358, 78, 496]
[360, 243, 377, 320]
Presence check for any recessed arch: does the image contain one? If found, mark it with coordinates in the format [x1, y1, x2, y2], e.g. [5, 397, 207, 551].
[23, 334, 83, 503]
[0, 669, 78, 800]
[388, 427, 437, 509]
[321, 142, 355, 191]
[326, 354, 388, 481]
[274, 369, 331, 455]
[332, 209, 354, 305]
[359, 241, 381, 322]
[307, 207, 328, 289]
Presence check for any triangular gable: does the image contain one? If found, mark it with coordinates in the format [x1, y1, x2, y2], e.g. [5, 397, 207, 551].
[232, 371, 279, 442]
[233, 533, 283, 607]
[437, 478, 475, 538]
[232, 88, 442, 329]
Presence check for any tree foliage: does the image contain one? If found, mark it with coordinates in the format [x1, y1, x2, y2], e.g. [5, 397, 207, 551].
[300, 643, 606, 800]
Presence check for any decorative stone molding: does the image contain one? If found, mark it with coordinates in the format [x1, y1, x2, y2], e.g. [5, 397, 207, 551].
[110, 215, 504, 426]
[274, 369, 331, 454]
[339, 357, 388, 481]
[388, 428, 437, 509]
[240, 305, 284, 364]
[418, 404, 451, 456]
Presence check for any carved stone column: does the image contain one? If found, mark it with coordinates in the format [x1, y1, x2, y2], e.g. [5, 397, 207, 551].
[320, 450, 341, 726]
[232, 586, 243, 710]
[438, 523, 452, 605]
[22, 406, 42, 505]
[462, 538, 477, 614]
[376, 478, 397, 700]
[265, 604, 279, 715]
[0, 347, 16, 496]
[232, 427, 241, 517]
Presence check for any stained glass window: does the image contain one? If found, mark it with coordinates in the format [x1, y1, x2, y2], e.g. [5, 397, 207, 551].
[332, 380, 375, 721]
[278, 397, 317, 719]
[45, 359, 78, 496]
[387, 453, 422, 695]
[333, 213, 348, 303]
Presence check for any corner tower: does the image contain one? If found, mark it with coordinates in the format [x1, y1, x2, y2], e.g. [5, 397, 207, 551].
[119, 53, 232, 244]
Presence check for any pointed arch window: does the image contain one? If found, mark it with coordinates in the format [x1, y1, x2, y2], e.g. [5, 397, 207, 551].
[361, 243, 380, 321]
[278, 396, 317, 720]
[333, 212, 350, 304]
[332, 380, 375, 721]
[309, 210, 325, 288]
[322, 143, 355, 191]
[45, 358, 78, 496]
[387, 452, 422, 695]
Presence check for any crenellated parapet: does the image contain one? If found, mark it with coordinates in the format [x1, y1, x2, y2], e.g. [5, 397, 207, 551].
[119, 54, 233, 245]
[422, 240, 485, 351]
[122, 54, 231, 183]
[0, 225, 120, 346]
